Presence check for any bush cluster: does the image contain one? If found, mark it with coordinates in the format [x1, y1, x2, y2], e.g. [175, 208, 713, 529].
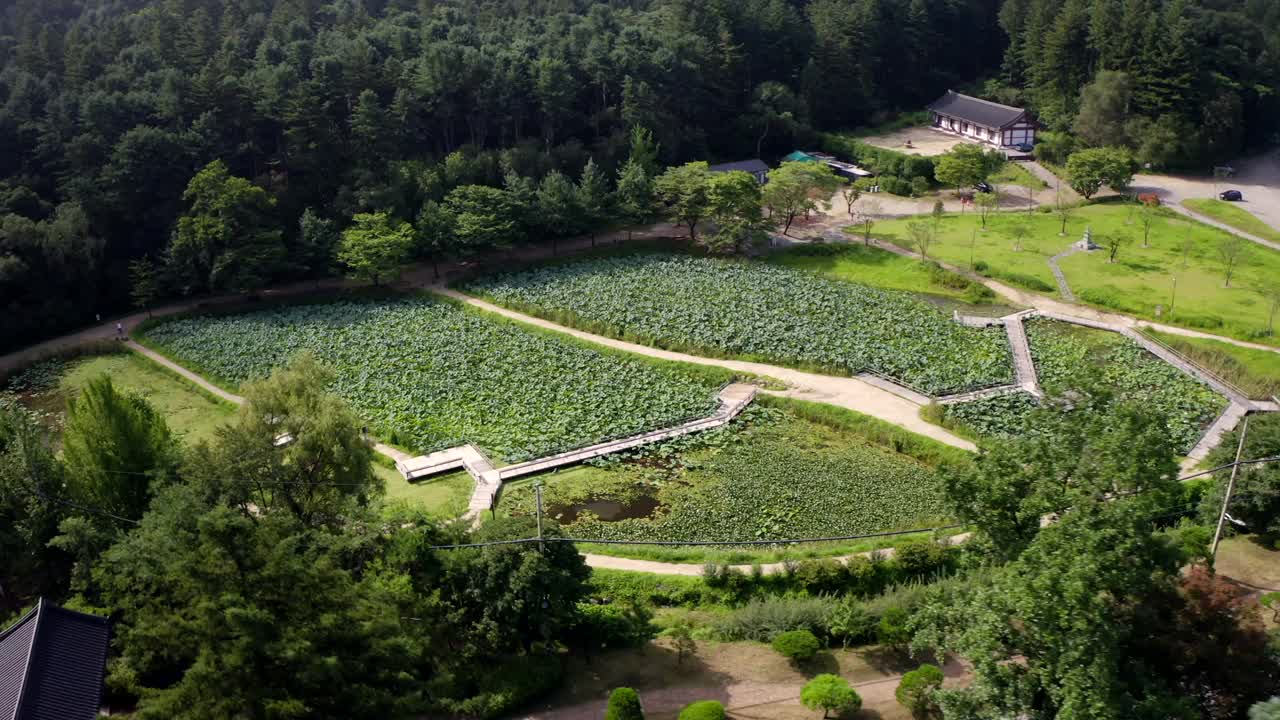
[772, 630, 822, 661]
[678, 700, 726, 720]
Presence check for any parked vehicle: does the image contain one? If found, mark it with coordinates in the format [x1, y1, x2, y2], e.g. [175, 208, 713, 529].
[1015, 142, 1035, 153]
[974, 181, 993, 193]
[1220, 189, 1243, 201]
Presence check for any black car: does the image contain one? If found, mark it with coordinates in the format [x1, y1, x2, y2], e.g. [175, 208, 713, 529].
[1220, 189, 1243, 201]
[1015, 142, 1035, 153]
[974, 181, 993, 193]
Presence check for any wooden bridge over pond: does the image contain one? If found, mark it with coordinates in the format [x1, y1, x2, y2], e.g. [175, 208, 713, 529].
[395, 383, 758, 519]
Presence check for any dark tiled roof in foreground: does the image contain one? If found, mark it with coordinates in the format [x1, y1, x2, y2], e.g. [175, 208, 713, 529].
[0, 599, 110, 720]
[927, 90, 1028, 129]
[708, 159, 769, 174]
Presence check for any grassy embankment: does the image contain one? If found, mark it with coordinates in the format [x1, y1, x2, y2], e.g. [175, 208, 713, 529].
[1144, 330, 1280, 399]
[1183, 198, 1280, 243]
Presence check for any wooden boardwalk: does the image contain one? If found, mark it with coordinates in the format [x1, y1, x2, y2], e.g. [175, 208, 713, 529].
[394, 383, 758, 518]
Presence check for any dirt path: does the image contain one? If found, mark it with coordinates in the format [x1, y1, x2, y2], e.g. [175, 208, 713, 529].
[125, 340, 411, 463]
[582, 533, 972, 576]
[0, 222, 682, 378]
[431, 287, 977, 451]
[520, 640, 968, 720]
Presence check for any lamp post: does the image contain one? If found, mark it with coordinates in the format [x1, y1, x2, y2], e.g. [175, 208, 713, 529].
[1169, 275, 1178, 317]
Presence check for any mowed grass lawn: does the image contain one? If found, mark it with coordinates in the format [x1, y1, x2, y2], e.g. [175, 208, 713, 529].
[869, 209, 1064, 295]
[873, 204, 1280, 344]
[59, 352, 237, 445]
[21, 351, 471, 519]
[766, 243, 997, 304]
[1183, 198, 1280, 243]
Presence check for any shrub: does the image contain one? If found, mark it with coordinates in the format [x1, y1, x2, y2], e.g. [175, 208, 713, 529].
[801, 674, 862, 718]
[877, 606, 912, 649]
[991, 270, 1055, 293]
[792, 558, 848, 594]
[896, 664, 945, 718]
[961, 283, 996, 304]
[772, 629, 822, 662]
[827, 597, 878, 647]
[894, 542, 951, 578]
[605, 687, 645, 720]
[568, 602, 657, 650]
[712, 596, 831, 641]
[678, 700, 725, 720]
[910, 176, 930, 196]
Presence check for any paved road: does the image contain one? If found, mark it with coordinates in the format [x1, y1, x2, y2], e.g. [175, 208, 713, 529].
[433, 287, 978, 451]
[1131, 148, 1280, 243]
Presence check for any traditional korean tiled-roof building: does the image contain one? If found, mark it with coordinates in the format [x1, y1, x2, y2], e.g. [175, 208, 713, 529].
[0, 599, 110, 720]
[927, 90, 1038, 149]
[708, 159, 770, 184]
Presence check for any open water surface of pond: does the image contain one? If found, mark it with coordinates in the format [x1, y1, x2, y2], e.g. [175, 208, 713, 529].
[550, 494, 661, 523]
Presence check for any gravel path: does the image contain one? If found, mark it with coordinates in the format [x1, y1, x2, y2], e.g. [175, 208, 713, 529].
[431, 287, 978, 451]
[1046, 246, 1080, 301]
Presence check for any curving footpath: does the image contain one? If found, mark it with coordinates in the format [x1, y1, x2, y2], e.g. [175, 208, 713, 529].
[124, 340, 412, 464]
[582, 532, 973, 576]
[430, 287, 978, 452]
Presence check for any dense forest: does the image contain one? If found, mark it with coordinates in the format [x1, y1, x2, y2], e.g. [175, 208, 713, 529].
[0, 0, 1277, 353]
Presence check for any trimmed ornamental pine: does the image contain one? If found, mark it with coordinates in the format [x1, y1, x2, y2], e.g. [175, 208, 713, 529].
[604, 687, 644, 720]
[140, 298, 721, 462]
[771, 629, 821, 662]
[468, 254, 1013, 395]
[677, 700, 725, 720]
[800, 674, 861, 719]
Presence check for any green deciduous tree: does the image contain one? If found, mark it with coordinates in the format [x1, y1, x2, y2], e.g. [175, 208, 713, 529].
[336, 212, 415, 286]
[446, 185, 520, 251]
[762, 161, 839, 236]
[705, 170, 767, 254]
[907, 220, 936, 260]
[537, 170, 583, 254]
[1217, 235, 1248, 287]
[168, 160, 285, 294]
[0, 402, 72, 614]
[1066, 147, 1135, 199]
[800, 674, 861, 719]
[934, 144, 998, 196]
[185, 354, 379, 527]
[655, 162, 713, 242]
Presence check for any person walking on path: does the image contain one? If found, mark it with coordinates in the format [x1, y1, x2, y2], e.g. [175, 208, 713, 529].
[115, 322, 124, 340]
